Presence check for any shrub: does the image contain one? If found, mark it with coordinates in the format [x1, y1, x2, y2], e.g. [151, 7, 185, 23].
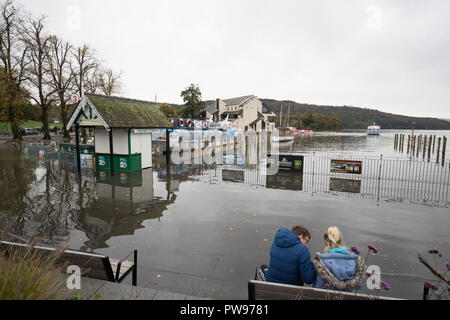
[0, 237, 69, 300]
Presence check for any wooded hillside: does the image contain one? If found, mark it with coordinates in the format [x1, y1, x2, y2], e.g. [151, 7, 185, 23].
[262, 99, 450, 130]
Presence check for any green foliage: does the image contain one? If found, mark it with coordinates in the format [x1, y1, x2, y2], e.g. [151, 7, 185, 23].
[22, 104, 40, 121]
[158, 103, 176, 118]
[277, 113, 342, 131]
[0, 121, 62, 133]
[263, 99, 450, 130]
[180, 83, 203, 119]
[65, 292, 102, 300]
[0, 237, 68, 300]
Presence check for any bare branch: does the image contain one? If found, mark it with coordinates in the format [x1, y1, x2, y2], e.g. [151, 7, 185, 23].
[418, 252, 450, 285]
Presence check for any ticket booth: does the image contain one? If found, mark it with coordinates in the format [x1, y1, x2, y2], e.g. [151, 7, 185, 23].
[67, 93, 174, 174]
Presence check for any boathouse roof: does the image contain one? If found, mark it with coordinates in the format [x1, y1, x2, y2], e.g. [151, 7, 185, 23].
[67, 94, 174, 130]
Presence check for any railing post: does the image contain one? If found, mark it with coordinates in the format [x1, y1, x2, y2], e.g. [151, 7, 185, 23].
[133, 250, 137, 286]
[428, 135, 432, 162]
[377, 154, 383, 202]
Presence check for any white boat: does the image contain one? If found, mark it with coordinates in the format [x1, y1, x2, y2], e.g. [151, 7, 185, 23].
[367, 123, 380, 135]
[272, 127, 295, 142]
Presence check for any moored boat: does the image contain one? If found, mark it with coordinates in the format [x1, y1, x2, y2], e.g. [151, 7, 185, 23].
[272, 127, 295, 142]
[367, 123, 381, 135]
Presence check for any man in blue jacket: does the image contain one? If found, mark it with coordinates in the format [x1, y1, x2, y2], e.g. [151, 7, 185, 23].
[265, 226, 316, 286]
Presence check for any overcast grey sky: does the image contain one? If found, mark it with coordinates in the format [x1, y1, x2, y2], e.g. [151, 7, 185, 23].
[21, 0, 450, 118]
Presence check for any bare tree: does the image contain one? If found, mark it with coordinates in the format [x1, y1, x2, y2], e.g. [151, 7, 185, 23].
[46, 35, 75, 141]
[71, 43, 98, 97]
[0, 0, 30, 141]
[98, 67, 122, 96]
[71, 44, 102, 143]
[84, 63, 102, 94]
[23, 15, 56, 141]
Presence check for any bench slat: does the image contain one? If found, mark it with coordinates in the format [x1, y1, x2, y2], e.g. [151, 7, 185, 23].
[1, 241, 115, 282]
[110, 259, 135, 279]
[249, 280, 401, 300]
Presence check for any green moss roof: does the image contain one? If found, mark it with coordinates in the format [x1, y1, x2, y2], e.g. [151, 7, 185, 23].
[86, 94, 174, 128]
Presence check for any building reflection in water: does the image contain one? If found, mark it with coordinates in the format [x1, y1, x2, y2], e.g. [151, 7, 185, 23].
[1, 141, 449, 252]
[78, 169, 176, 251]
[0, 144, 176, 251]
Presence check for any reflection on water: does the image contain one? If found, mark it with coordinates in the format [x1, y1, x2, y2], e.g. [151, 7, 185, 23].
[1, 141, 449, 249]
[292, 130, 450, 159]
[0, 140, 449, 299]
[0, 143, 174, 250]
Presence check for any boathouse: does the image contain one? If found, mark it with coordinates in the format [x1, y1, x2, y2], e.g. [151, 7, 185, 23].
[67, 94, 174, 173]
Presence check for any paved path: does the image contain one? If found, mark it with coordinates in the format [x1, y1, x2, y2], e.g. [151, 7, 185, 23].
[59, 275, 210, 300]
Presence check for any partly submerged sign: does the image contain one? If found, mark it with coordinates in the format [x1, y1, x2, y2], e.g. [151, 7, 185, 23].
[266, 172, 303, 191]
[222, 169, 245, 183]
[268, 154, 304, 173]
[330, 178, 361, 193]
[331, 160, 362, 174]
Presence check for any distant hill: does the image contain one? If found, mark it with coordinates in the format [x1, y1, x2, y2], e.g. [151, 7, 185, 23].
[261, 99, 450, 130]
[167, 99, 450, 130]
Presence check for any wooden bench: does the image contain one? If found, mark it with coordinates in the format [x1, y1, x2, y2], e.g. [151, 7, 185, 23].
[0, 241, 137, 286]
[248, 280, 402, 300]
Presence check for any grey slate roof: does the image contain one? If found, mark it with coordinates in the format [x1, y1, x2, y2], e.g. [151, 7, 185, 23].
[223, 95, 255, 106]
[203, 101, 218, 115]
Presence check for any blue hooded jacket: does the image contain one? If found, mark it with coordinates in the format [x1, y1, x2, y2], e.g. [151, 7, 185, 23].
[266, 228, 316, 286]
[314, 247, 360, 291]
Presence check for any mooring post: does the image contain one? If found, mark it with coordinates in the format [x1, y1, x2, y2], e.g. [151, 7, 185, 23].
[437, 137, 441, 163]
[428, 135, 432, 161]
[417, 135, 422, 158]
[442, 136, 447, 166]
[433, 135, 436, 153]
[407, 135, 410, 154]
[412, 135, 416, 156]
[423, 135, 427, 159]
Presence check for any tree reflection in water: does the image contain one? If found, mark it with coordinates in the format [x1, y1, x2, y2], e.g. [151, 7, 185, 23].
[0, 143, 176, 252]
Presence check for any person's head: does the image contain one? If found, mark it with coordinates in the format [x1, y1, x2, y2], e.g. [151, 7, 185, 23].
[323, 226, 345, 252]
[291, 225, 311, 245]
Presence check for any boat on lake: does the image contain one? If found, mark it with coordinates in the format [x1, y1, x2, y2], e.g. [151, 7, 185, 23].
[272, 127, 295, 142]
[367, 123, 381, 135]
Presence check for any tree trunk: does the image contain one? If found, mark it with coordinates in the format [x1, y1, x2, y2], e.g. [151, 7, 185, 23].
[8, 99, 22, 141]
[41, 107, 51, 140]
[60, 103, 71, 141]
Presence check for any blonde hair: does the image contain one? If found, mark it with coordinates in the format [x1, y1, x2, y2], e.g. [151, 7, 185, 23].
[324, 226, 346, 252]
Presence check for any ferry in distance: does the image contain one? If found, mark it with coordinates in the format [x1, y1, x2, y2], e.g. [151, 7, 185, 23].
[367, 123, 381, 135]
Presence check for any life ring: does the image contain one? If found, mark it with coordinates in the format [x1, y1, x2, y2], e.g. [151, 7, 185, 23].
[179, 119, 184, 127]
[169, 118, 173, 123]
[187, 119, 192, 127]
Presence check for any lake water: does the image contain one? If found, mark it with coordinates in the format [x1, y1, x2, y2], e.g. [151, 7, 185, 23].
[0, 129, 449, 300]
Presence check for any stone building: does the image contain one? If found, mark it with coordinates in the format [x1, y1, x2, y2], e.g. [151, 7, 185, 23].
[203, 95, 276, 132]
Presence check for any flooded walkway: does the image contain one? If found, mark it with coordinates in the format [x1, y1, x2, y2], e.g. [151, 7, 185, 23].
[0, 138, 449, 299]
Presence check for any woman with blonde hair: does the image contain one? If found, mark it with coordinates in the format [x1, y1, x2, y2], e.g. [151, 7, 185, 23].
[313, 226, 366, 292]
